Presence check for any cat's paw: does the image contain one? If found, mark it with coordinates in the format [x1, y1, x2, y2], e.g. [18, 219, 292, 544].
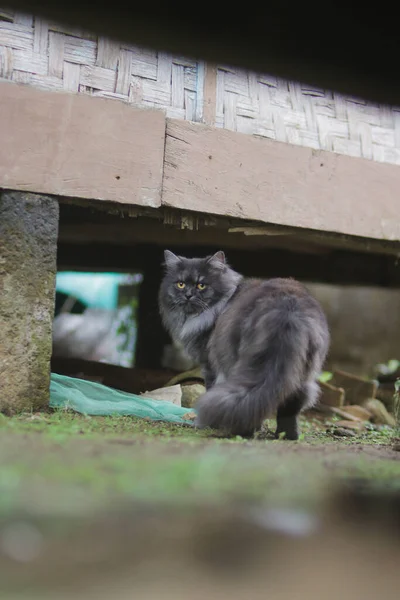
[274, 428, 299, 441]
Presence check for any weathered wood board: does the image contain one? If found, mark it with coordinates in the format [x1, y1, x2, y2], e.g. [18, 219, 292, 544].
[163, 119, 400, 241]
[0, 81, 166, 206]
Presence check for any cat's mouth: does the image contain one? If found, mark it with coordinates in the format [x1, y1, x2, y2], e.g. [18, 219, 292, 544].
[184, 299, 204, 314]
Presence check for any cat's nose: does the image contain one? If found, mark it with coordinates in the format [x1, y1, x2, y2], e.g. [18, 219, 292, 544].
[185, 291, 193, 299]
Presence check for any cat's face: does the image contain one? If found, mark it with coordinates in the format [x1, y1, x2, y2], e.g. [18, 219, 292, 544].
[160, 250, 230, 315]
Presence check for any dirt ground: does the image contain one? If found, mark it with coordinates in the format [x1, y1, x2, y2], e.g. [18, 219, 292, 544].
[0, 410, 399, 599]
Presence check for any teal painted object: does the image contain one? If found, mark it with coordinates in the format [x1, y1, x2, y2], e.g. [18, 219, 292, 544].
[50, 373, 195, 425]
[56, 272, 140, 310]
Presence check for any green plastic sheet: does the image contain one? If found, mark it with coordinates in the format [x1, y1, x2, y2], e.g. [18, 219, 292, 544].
[50, 372, 195, 425]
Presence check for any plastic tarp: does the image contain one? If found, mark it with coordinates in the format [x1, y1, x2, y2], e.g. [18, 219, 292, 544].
[50, 373, 195, 425]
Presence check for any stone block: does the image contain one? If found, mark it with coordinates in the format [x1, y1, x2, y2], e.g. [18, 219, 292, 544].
[0, 191, 59, 413]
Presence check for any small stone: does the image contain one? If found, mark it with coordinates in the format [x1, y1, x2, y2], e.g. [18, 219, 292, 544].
[141, 384, 182, 406]
[328, 427, 356, 438]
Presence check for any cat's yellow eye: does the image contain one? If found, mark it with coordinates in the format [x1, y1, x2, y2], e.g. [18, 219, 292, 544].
[197, 283, 206, 290]
[176, 282, 186, 289]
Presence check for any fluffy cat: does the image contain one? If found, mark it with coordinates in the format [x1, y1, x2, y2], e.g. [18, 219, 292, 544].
[158, 250, 330, 439]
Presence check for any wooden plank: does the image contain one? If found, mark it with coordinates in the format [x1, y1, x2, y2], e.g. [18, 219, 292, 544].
[162, 119, 400, 241]
[0, 81, 165, 207]
[202, 62, 217, 126]
[319, 382, 345, 407]
[331, 370, 377, 405]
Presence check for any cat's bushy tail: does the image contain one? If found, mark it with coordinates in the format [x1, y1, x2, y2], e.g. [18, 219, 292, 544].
[195, 301, 318, 436]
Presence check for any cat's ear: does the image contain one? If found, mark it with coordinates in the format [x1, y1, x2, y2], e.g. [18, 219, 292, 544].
[164, 249, 182, 268]
[207, 251, 226, 268]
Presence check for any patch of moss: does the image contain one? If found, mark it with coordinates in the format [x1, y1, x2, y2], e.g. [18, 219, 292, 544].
[0, 410, 211, 441]
[0, 411, 399, 522]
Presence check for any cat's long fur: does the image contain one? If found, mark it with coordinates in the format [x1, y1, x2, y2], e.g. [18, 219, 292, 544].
[159, 250, 330, 439]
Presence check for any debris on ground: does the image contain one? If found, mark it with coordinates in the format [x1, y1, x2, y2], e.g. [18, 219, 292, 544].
[375, 360, 400, 415]
[326, 426, 357, 437]
[140, 384, 182, 406]
[335, 420, 366, 432]
[181, 384, 206, 408]
[182, 411, 197, 421]
[318, 367, 398, 435]
[319, 381, 345, 407]
[330, 369, 378, 405]
[339, 405, 372, 421]
[50, 358, 398, 435]
[164, 367, 204, 387]
[163, 368, 206, 408]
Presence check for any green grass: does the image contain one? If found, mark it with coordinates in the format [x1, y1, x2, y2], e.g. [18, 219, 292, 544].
[0, 410, 399, 522]
[0, 410, 210, 440]
[0, 409, 396, 444]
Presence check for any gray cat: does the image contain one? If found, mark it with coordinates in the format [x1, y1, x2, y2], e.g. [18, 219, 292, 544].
[159, 250, 330, 439]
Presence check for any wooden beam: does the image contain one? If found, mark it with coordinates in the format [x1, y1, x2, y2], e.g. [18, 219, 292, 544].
[56, 243, 400, 288]
[0, 81, 165, 206]
[57, 202, 400, 257]
[163, 119, 400, 242]
[57, 218, 330, 256]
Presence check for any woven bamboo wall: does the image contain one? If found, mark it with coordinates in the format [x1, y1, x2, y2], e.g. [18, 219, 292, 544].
[1, 10, 400, 165]
[214, 66, 400, 165]
[0, 10, 203, 121]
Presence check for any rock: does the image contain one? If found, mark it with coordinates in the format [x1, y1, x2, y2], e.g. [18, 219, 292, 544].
[328, 427, 356, 438]
[182, 411, 196, 421]
[362, 399, 396, 427]
[181, 384, 206, 408]
[376, 386, 396, 411]
[141, 384, 182, 406]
